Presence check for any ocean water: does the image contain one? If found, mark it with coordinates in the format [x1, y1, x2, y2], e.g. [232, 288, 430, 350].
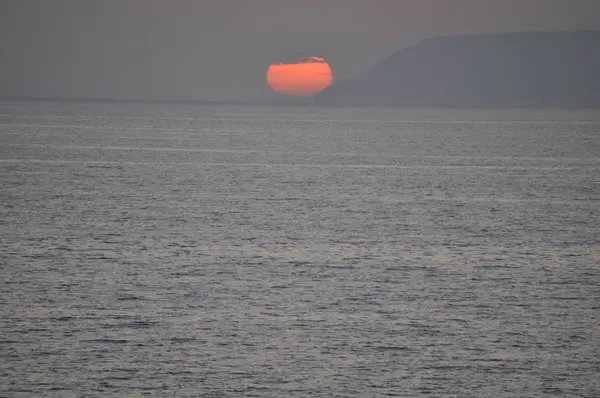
[1, 101, 599, 397]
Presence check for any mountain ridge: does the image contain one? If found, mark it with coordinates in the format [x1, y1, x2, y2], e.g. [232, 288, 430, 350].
[315, 30, 600, 107]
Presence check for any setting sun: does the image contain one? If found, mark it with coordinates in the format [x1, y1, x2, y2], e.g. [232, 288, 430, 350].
[267, 56, 333, 97]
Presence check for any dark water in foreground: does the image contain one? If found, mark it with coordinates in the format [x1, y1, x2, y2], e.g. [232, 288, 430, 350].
[1, 101, 599, 397]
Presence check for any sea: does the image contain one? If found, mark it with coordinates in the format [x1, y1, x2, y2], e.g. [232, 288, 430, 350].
[1, 100, 599, 397]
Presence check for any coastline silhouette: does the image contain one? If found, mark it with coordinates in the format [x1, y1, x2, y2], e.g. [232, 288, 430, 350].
[316, 30, 600, 107]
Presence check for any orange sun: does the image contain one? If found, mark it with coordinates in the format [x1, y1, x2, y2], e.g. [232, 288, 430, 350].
[267, 56, 333, 97]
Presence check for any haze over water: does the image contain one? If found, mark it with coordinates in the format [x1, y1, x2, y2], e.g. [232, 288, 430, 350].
[1, 101, 599, 396]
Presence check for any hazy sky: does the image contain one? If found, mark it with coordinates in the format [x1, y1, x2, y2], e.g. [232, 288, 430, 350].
[1, 0, 599, 102]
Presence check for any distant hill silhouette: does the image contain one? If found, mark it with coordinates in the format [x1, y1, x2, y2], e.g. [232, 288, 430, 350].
[316, 31, 600, 106]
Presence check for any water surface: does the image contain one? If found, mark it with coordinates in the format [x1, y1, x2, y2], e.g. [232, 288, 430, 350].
[1, 101, 599, 396]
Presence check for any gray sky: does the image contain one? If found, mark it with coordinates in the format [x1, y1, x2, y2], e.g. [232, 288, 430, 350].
[1, 0, 599, 102]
